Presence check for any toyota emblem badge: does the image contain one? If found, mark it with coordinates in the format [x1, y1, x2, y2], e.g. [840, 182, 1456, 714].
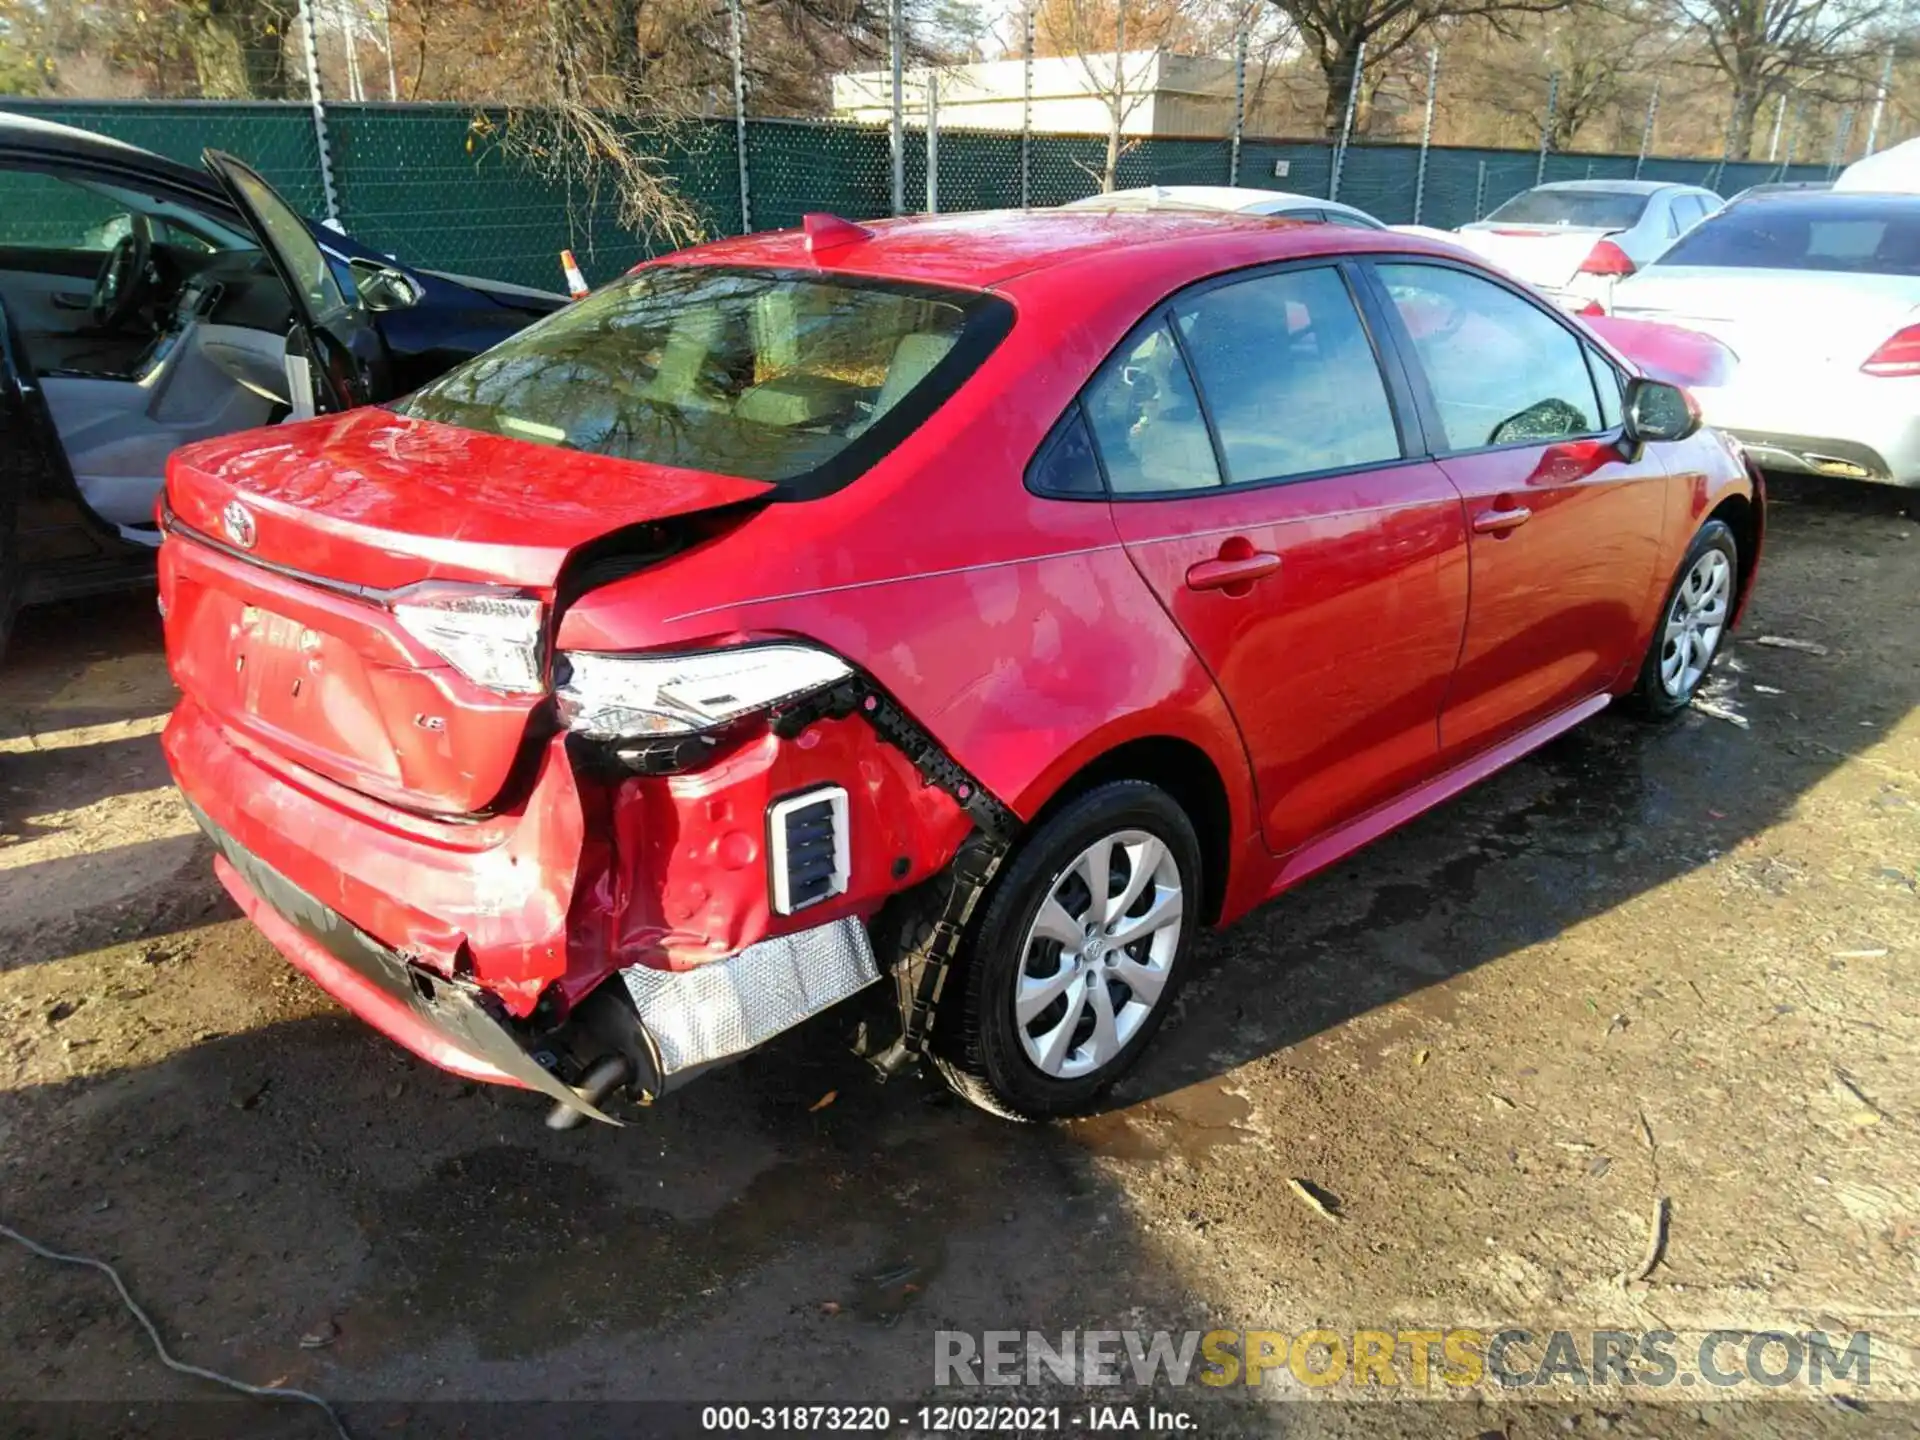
[222, 500, 257, 550]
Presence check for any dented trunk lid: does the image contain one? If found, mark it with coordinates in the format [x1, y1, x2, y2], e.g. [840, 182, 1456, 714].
[161, 407, 771, 814]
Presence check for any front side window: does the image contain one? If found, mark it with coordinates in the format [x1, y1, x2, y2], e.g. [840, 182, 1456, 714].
[1081, 320, 1221, 494]
[1172, 266, 1401, 483]
[400, 266, 1008, 493]
[1377, 263, 1603, 452]
[1586, 346, 1625, 430]
[0, 168, 127, 250]
[222, 162, 347, 321]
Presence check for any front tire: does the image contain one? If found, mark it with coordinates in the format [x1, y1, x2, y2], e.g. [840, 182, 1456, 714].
[1625, 518, 1738, 719]
[934, 780, 1202, 1121]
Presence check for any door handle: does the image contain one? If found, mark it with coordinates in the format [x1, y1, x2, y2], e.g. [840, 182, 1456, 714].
[51, 292, 91, 311]
[1472, 505, 1532, 535]
[1185, 551, 1282, 591]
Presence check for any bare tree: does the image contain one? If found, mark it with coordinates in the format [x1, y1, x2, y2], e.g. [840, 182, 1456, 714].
[1037, 0, 1178, 188]
[1673, 0, 1895, 158]
[1477, 2, 1658, 149]
[1262, 0, 1575, 135]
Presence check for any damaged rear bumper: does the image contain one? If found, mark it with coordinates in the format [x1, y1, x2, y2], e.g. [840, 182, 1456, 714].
[192, 795, 621, 1123]
[191, 794, 882, 1121]
[164, 664, 1011, 1121]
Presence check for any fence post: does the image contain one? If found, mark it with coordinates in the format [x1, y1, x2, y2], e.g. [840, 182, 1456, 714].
[728, 0, 752, 233]
[1828, 106, 1856, 176]
[294, 0, 340, 227]
[1474, 158, 1486, 218]
[1021, 5, 1034, 207]
[1633, 83, 1658, 179]
[1230, 22, 1248, 187]
[1329, 41, 1364, 202]
[1536, 71, 1558, 186]
[925, 71, 939, 214]
[889, 0, 905, 216]
[1412, 46, 1438, 224]
[1782, 97, 1803, 168]
[1866, 49, 1895, 155]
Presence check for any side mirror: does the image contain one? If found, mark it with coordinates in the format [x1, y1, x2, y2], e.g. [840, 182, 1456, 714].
[1623, 376, 1701, 444]
[349, 259, 423, 312]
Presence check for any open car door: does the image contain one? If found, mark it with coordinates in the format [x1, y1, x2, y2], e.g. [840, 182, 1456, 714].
[201, 151, 391, 413]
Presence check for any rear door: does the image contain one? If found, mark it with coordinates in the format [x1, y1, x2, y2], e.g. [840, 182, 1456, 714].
[1091, 262, 1471, 856]
[1366, 259, 1669, 757]
[201, 151, 390, 411]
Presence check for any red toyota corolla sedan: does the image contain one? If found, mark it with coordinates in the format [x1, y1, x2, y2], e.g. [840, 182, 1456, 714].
[158, 210, 1761, 1124]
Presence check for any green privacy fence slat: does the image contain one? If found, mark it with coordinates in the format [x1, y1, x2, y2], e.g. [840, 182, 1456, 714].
[1, 99, 328, 216]
[0, 98, 1839, 290]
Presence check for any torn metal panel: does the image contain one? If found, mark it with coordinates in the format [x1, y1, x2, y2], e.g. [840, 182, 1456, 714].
[619, 916, 878, 1083]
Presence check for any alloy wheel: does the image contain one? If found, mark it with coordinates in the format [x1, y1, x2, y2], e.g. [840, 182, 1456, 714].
[1660, 549, 1731, 699]
[1013, 829, 1185, 1079]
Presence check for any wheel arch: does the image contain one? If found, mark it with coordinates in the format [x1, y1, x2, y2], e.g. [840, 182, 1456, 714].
[1707, 464, 1765, 628]
[1017, 732, 1245, 926]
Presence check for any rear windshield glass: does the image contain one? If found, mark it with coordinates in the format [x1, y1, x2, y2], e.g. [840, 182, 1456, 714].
[1485, 190, 1650, 228]
[1655, 198, 1920, 274]
[396, 265, 1011, 495]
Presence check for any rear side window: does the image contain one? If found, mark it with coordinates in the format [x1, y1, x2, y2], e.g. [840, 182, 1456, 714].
[1378, 263, 1602, 451]
[1082, 321, 1222, 494]
[398, 265, 1010, 496]
[1027, 407, 1105, 495]
[1172, 267, 1400, 483]
[1657, 198, 1920, 275]
[1485, 189, 1650, 229]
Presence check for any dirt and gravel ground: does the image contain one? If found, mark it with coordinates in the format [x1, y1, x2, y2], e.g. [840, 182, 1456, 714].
[2, 479, 1917, 1440]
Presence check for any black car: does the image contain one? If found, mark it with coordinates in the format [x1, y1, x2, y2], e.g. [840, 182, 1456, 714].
[0, 113, 567, 657]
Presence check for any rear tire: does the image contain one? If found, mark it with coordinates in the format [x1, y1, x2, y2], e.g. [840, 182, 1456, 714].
[933, 780, 1202, 1121]
[1624, 518, 1738, 720]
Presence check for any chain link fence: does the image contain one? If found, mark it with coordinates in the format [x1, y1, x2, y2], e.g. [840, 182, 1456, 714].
[0, 33, 1844, 293]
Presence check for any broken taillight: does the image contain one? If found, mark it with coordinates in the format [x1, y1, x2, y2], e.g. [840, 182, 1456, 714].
[555, 642, 852, 740]
[391, 590, 546, 695]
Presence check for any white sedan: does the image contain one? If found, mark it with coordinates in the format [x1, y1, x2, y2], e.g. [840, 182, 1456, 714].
[1063, 184, 1388, 228]
[1606, 189, 1920, 487]
[1453, 180, 1723, 311]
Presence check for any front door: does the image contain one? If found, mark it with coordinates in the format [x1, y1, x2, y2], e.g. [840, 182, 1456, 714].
[1095, 263, 1471, 856]
[202, 151, 390, 411]
[1367, 260, 1670, 758]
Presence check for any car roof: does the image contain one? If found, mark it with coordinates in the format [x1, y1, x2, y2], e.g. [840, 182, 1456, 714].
[0, 109, 214, 192]
[1069, 184, 1323, 211]
[665, 207, 1452, 290]
[1728, 189, 1920, 213]
[1529, 179, 1690, 195]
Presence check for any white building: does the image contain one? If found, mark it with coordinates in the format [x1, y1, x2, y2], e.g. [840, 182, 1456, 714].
[831, 52, 1268, 138]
